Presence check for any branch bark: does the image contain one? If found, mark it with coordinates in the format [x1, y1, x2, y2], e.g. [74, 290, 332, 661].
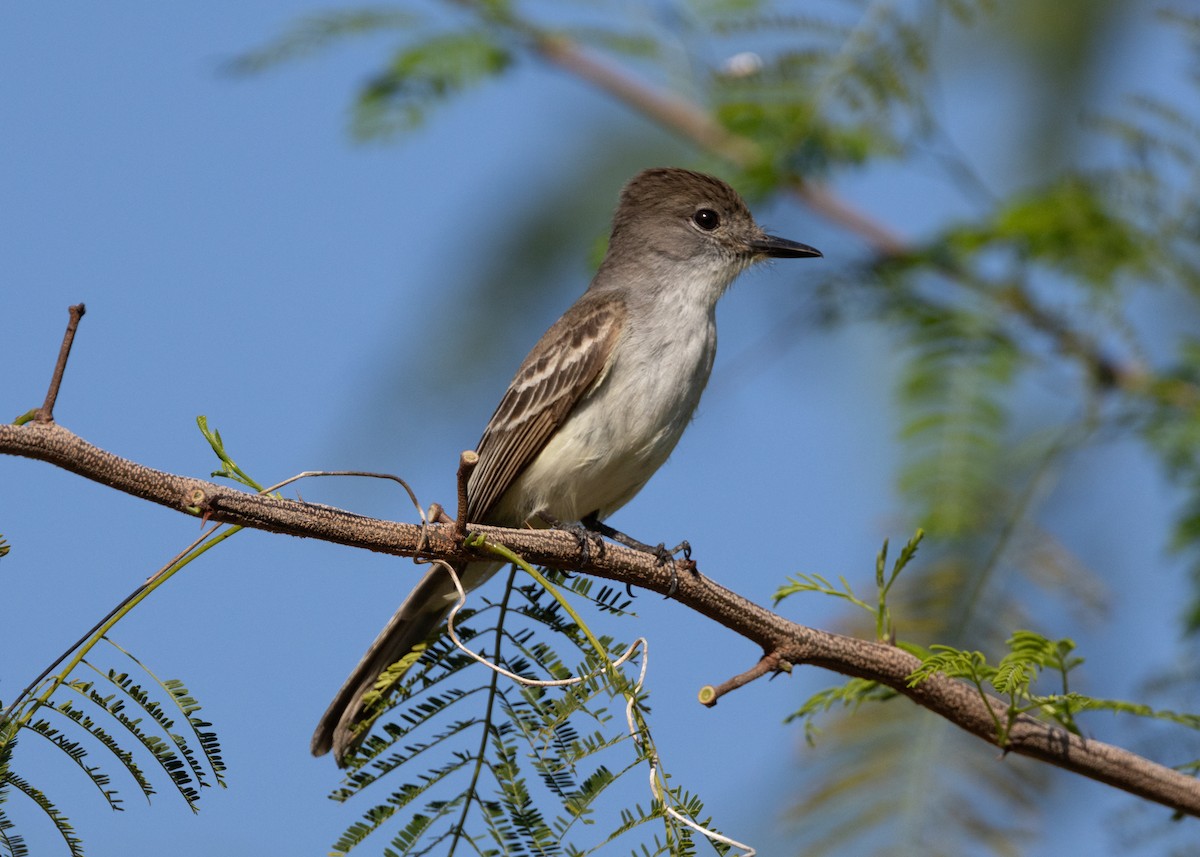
[2, 418, 1198, 817]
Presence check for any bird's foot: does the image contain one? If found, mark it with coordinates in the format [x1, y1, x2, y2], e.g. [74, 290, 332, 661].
[579, 513, 694, 598]
[653, 540, 692, 565]
[650, 540, 696, 596]
[539, 512, 606, 569]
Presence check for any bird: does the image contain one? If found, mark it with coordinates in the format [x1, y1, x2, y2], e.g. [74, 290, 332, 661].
[311, 167, 821, 765]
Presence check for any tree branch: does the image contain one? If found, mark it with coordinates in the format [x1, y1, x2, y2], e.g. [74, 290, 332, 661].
[2, 417, 1198, 817]
[525, 26, 1199, 406]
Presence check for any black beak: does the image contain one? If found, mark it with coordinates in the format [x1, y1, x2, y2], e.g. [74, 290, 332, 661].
[749, 235, 822, 259]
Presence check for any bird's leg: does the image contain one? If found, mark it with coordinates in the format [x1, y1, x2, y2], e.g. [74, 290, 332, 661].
[580, 513, 693, 598]
[580, 512, 690, 563]
[537, 512, 606, 570]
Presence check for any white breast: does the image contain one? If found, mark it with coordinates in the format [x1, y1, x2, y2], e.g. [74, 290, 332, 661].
[495, 294, 718, 525]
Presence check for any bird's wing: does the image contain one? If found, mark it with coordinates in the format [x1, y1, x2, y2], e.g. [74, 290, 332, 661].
[466, 292, 627, 523]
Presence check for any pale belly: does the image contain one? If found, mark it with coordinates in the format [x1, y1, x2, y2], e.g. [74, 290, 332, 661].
[492, 316, 717, 526]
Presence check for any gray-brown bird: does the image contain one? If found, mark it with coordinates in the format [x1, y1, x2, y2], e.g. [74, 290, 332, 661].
[312, 168, 821, 765]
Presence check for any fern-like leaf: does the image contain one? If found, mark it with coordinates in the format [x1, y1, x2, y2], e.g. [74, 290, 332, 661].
[324, 566, 727, 855]
[2, 772, 82, 857]
[52, 695, 155, 803]
[74, 671, 202, 808]
[0, 805, 29, 857]
[23, 719, 121, 811]
[104, 639, 226, 787]
[225, 9, 421, 74]
[353, 31, 512, 138]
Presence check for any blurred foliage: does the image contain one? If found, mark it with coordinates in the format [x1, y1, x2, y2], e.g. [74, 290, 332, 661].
[223, 0, 1200, 854]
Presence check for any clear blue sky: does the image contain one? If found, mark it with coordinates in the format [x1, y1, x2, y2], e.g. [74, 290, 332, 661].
[2, 4, 1194, 855]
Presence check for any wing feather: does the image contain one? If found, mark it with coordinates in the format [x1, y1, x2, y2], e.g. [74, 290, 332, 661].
[466, 293, 626, 523]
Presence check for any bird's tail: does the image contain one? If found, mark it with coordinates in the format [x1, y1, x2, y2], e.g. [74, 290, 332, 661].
[311, 560, 499, 766]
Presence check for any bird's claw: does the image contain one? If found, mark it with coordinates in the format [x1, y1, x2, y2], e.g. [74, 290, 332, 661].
[653, 541, 694, 599]
[550, 518, 605, 567]
[651, 540, 691, 566]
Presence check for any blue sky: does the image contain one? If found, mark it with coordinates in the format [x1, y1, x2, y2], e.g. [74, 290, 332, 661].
[2, 4, 1196, 855]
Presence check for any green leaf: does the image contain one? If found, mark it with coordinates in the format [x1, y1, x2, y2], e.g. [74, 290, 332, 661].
[196, 416, 263, 491]
[948, 177, 1150, 288]
[353, 32, 513, 138]
[225, 9, 422, 74]
[2, 773, 82, 857]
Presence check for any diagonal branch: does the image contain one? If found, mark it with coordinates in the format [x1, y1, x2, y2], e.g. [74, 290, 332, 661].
[529, 33, 909, 256]
[525, 26, 1198, 404]
[2, 417, 1199, 817]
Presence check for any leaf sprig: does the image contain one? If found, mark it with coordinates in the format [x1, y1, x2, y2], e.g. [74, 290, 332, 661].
[909, 630, 1200, 747]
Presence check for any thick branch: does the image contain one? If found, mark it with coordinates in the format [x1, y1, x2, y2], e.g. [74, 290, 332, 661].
[3, 419, 1199, 816]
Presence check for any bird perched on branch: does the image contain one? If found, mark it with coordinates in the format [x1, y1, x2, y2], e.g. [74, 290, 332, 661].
[312, 167, 821, 766]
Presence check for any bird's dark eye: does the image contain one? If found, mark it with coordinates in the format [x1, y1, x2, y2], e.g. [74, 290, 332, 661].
[692, 208, 720, 231]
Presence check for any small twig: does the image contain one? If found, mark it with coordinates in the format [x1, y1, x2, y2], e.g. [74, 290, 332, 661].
[455, 450, 478, 541]
[262, 469, 424, 518]
[36, 303, 86, 424]
[698, 651, 789, 707]
[261, 469, 432, 554]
